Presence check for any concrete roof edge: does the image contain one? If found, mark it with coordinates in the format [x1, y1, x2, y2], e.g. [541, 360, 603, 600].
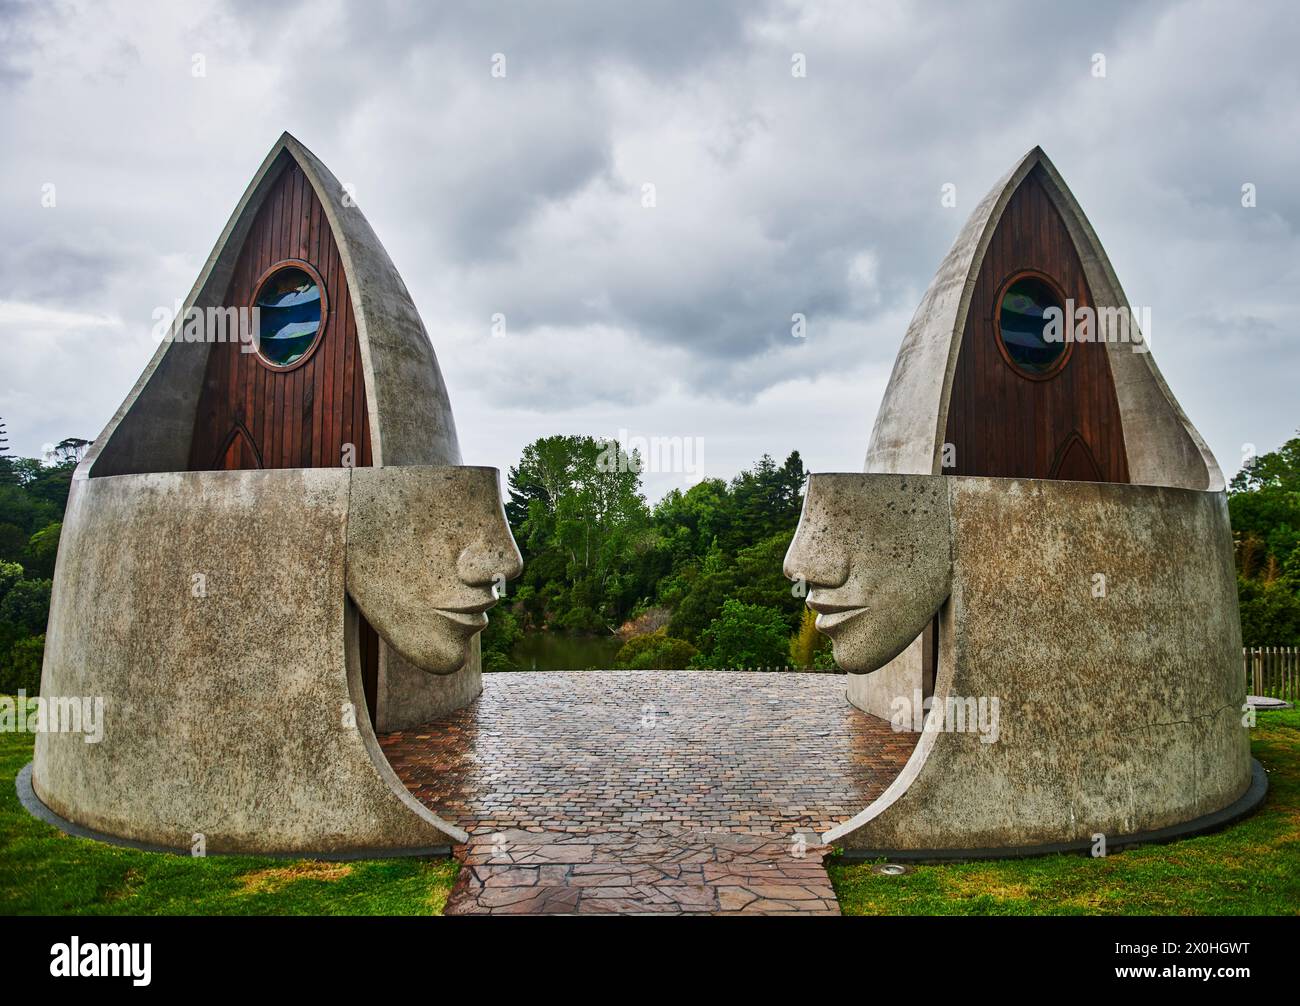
[1030, 151, 1224, 491]
[79, 137, 294, 480]
[866, 146, 1041, 475]
[81, 131, 464, 479]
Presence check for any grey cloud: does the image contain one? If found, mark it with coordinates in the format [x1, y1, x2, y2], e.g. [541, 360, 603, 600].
[1, 0, 1297, 491]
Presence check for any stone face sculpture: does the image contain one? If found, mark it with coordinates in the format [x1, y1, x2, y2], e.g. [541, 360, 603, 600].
[783, 474, 951, 673]
[348, 467, 522, 675]
[785, 148, 1259, 855]
[29, 134, 521, 855]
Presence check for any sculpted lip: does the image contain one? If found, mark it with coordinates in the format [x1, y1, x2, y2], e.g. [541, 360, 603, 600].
[433, 595, 496, 631]
[806, 596, 867, 634]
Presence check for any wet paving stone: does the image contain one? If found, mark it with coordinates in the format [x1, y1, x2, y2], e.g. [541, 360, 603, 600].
[379, 670, 916, 915]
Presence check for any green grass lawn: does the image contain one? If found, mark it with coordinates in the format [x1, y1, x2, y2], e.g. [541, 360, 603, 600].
[0, 717, 458, 915]
[829, 708, 1300, 915]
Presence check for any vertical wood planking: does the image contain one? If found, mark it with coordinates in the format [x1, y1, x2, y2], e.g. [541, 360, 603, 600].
[307, 191, 323, 468]
[943, 167, 1129, 483]
[290, 168, 304, 465]
[186, 161, 370, 472]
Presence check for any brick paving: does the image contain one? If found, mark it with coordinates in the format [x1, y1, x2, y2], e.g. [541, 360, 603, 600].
[379, 670, 916, 915]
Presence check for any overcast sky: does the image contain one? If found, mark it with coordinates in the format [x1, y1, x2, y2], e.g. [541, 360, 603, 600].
[1, 0, 1296, 499]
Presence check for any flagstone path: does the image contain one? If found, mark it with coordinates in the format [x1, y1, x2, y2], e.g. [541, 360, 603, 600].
[379, 670, 915, 915]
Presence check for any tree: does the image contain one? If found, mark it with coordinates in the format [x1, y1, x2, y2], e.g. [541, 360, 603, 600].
[0, 439, 85, 693]
[0, 524, 26, 565]
[0, 634, 43, 695]
[0, 418, 10, 487]
[665, 540, 738, 642]
[614, 628, 697, 670]
[0, 578, 52, 635]
[731, 532, 803, 630]
[692, 600, 791, 670]
[1236, 577, 1300, 646]
[1232, 434, 1300, 494]
[1230, 431, 1300, 644]
[727, 451, 806, 548]
[0, 576, 52, 681]
[49, 438, 92, 465]
[505, 435, 653, 632]
[491, 440, 813, 666]
[24, 522, 61, 580]
[789, 608, 832, 667]
[481, 608, 522, 672]
[0, 562, 23, 601]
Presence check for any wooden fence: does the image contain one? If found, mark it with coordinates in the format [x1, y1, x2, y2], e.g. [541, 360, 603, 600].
[1244, 647, 1299, 702]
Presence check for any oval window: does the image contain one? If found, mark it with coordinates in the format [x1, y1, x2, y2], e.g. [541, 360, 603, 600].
[997, 273, 1069, 377]
[254, 264, 324, 368]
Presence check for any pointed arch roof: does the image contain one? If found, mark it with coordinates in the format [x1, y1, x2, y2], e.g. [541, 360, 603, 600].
[865, 146, 1222, 491]
[83, 132, 461, 478]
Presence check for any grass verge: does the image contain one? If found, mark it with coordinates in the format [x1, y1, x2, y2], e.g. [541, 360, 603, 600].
[829, 708, 1299, 915]
[0, 714, 457, 915]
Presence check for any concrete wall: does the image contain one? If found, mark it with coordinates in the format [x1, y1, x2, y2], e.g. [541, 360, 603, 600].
[825, 475, 1252, 850]
[33, 468, 482, 854]
[377, 641, 482, 732]
[846, 635, 923, 721]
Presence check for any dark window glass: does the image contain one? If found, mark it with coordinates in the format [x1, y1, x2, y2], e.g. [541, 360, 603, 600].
[255, 266, 321, 367]
[998, 275, 1067, 375]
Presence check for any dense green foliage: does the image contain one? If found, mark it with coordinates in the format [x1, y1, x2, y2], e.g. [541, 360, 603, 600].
[690, 599, 791, 669]
[1229, 431, 1300, 645]
[790, 608, 835, 669]
[613, 628, 697, 670]
[496, 436, 810, 669]
[480, 608, 522, 672]
[492, 426, 1300, 667]
[0, 452, 74, 694]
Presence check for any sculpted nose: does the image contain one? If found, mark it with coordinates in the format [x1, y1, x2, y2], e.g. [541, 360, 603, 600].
[457, 534, 523, 588]
[783, 506, 849, 588]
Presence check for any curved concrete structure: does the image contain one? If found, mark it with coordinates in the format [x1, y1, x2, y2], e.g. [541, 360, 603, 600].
[786, 147, 1255, 853]
[866, 146, 1221, 491]
[785, 474, 1252, 851]
[80, 132, 475, 731]
[85, 132, 462, 478]
[31, 135, 522, 854]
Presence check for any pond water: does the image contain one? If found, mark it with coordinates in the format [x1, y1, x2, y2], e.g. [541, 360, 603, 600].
[509, 633, 624, 671]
